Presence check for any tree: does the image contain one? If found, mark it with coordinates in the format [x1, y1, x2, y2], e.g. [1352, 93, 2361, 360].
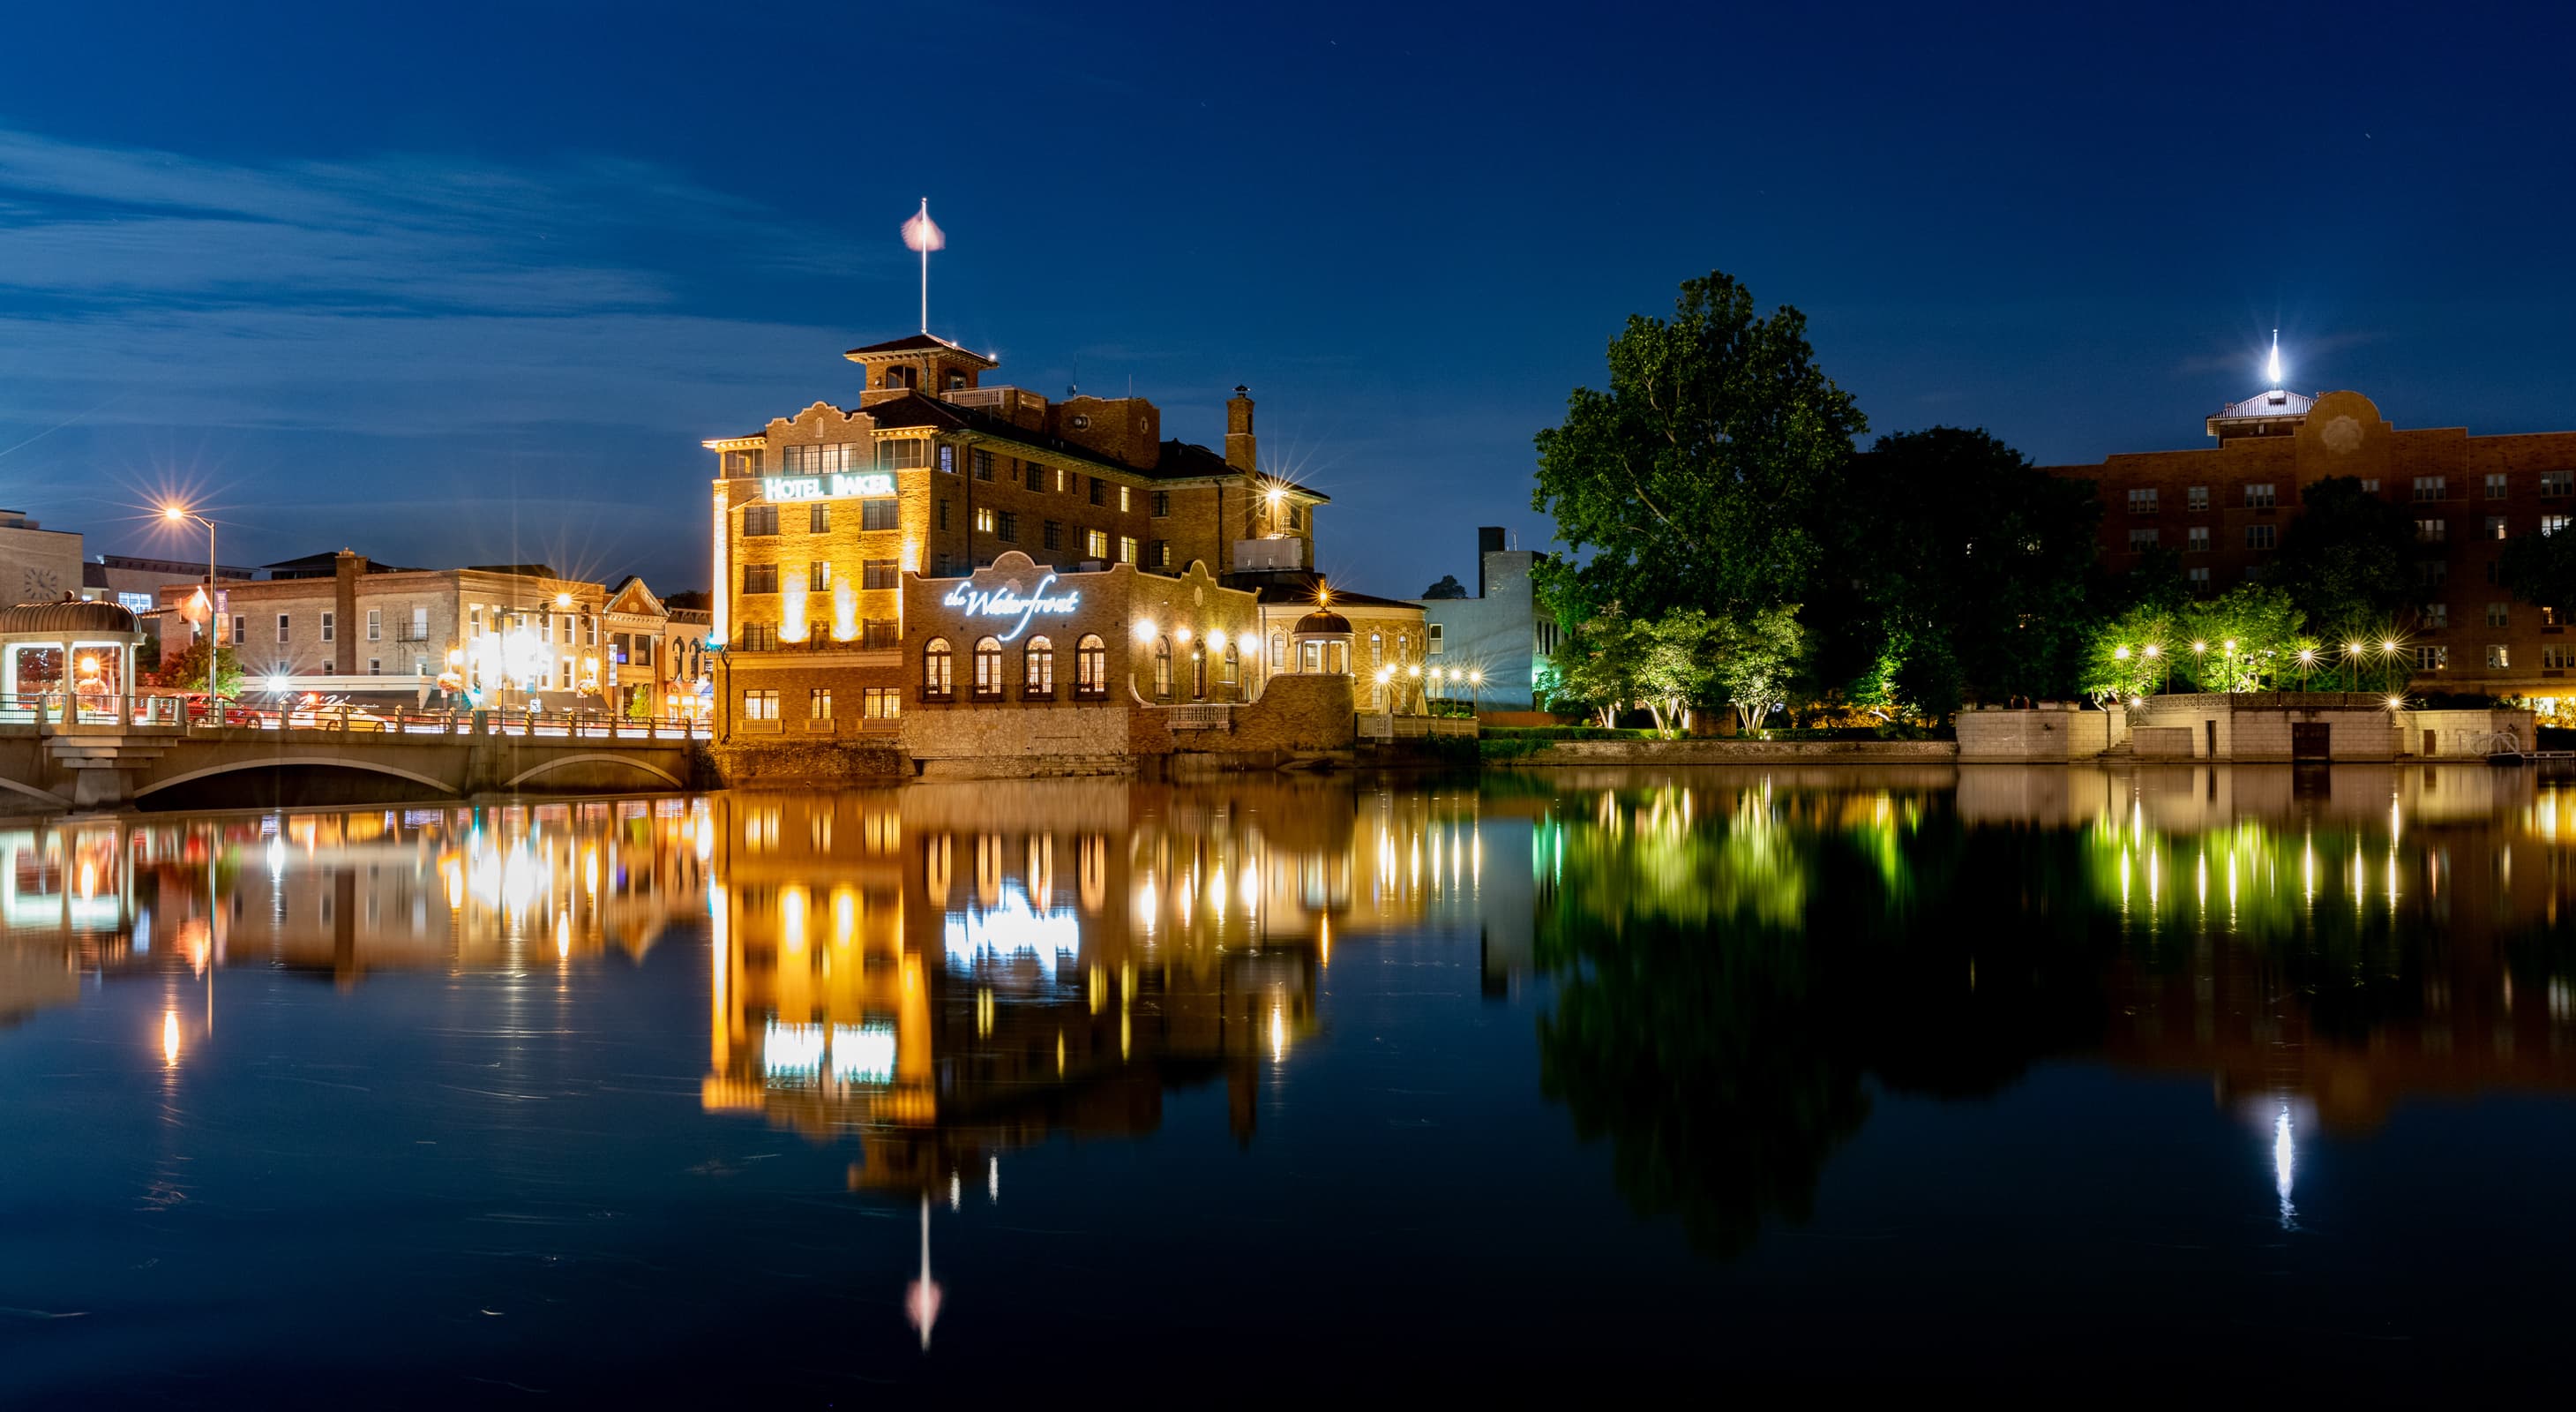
[1532, 272, 1865, 623]
[1710, 604, 1805, 732]
[1419, 575, 1469, 600]
[1831, 427, 2103, 714]
[1633, 610, 1722, 736]
[2176, 583, 2306, 693]
[2277, 476, 2420, 635]
[146, 634, 244, 698]
[2497, 524, 2576, 620]
[1541, 612, 1643, 727]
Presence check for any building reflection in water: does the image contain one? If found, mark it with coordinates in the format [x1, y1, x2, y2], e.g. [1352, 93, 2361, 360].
[1520, 762, 2576, 1257]
[0, 799, 715, 1043]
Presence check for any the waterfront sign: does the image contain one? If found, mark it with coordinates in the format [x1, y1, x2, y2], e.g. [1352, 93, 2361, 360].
[941, 574, 1080, 642]
[763, 472, 895, 501]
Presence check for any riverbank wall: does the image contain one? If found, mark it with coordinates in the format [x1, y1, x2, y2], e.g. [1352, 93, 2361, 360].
[1495, 739, 1958, 767]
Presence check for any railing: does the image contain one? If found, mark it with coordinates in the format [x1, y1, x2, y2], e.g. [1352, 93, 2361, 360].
[1165, 704, 1233, 731]
[1356, 713, 1479, 741]
[0, 694, 709, 740]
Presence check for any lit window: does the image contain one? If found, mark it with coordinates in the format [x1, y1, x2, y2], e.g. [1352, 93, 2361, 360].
[922, 638, 953, 696]
[2487, 644, 2511, 670]
[975, 507, 996, 534]
[742, 688, 780, 720]
[2416, 645, 2448, 670]
[1086, 529, 1110, 559]
[2546, 515, 2573, 537]
[809, 688, 833, 720]
[2416, 519, 2447, 543]
[971, 636, 1003, 699]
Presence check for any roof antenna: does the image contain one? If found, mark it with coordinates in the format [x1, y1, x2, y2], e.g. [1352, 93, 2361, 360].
[1068, 358, 1079, 399]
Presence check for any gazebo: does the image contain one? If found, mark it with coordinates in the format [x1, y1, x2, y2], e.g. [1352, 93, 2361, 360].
[1291, 608, 1352, 675]
[0, 599, 146, 717]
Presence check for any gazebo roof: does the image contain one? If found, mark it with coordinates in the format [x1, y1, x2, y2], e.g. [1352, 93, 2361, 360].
[0, 599, 143, 639]
[1293, 610, 1353, 636]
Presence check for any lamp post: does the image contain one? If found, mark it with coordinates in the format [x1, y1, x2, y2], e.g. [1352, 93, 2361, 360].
[2222, 639, 2238, 695]
[2191, 641, 2206, 693]
[161, 504, 218, 723]
[2143, 642, 2165, 695]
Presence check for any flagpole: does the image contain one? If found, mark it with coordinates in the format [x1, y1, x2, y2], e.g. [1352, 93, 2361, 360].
[918, 197, 930, 334]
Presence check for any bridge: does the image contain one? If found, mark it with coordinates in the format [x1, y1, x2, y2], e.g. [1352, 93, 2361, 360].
[0, 698, 708, 812]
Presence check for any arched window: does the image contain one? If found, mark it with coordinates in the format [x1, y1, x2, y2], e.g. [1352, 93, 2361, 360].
[1269, 632, 1285, 670]
[972, 636, 1004, 699]
[1326, 641, 1348, 674]
[1370, 632, 1382, 669]
[1075, 634, 1107, 699]
[1153, 637, 1172, 700]
[1023, 636, 1055, 698]
[1192, 644, 1209, 700]
[923, 637, 953, 698]
[1222, 642, 1239, 688]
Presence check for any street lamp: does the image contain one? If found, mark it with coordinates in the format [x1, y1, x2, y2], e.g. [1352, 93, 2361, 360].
[162, 503, 219, 721]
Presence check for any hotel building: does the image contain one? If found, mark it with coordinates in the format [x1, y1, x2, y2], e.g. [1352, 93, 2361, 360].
[2045, 387, 2576, 707]
[706, 334, 1425, 760]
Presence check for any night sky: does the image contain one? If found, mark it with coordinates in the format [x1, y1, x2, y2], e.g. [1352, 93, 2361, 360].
[4, 1, 2572, 597]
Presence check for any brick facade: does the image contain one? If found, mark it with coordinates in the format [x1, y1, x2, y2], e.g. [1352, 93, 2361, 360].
[2041, 389, 2576, 701]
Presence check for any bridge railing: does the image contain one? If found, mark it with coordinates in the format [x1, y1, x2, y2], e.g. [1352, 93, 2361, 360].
[0, 694, 708, 741]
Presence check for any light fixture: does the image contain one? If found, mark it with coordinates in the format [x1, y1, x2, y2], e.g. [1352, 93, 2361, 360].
[2143, 644, 2159, 659]
[555, 592, 573, 609]
[2113, 646, 2130, 661]
[1133, 619, 1157, 643]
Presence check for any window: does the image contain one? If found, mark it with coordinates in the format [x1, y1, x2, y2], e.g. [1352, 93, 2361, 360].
[2423, 602, 2450, 628]
[559, 660, 573, 689]
[367, 658, 380, 676]
[2548, 645, 2576, 671]
[366, 608, 381, 641]
[2550, 606, 2565, 629]
[972, 449, 994, 481]
[809, 688, 834, 720]
[938, 444, 955, 474]
[1429, 623, 1446, 655]
[1023, 636, 1055, 696]
[1222, 641, 1239, 687]
[1087, 529, 1110, 559]
[2547, 515, 2573, 537]
[923, 638, 953, 697]
[537, 613, 551, 643]
[1269, 632, 1285, 670]
[973, 506, 996, 534]
[721, 449, 763, 476]
[1152, 492, 1171, 517]
[2244, 524, 2277, 550]
[1075, 634, 1107, 698]
[1119, 536, 1138, 564]
[937, 500, 950, 531]
[1089, 477, 1105, 507]
[320, 612, 335, 643]
[2416, 519, 2447, 543]
[861, 498, 898, 531]
[2413, 476, 2448, 501]
[1044, 521, 1063, 551]
[1153, 637, 1172, 698]
[806, 504, 830, 534]
[2487, 517, 2510, 540]
[863, 559, 898, 590]
[634, 637, 653, 666]
[742, 688, 780, 720]
[2546, 470, 2574, 498]
[2487, 473, 2510, 499]
[1151, 540, 1171, 568]
[2186, 567, 2210, 585]
[2488, 602, 2512, 628]
[971, 636, 1004, 699]
[2186, 526, 2211, 552]
[808, 560, 830, 592]
[2361, 478, 2381, 493]
[411, 607, 430, 641]
[863, 687, 902, 719]
[738, 623, 778, 651]
[2417, 645, 2448, 670]
[2419, 560, 2450, 586]
[2186, 485, 2210, 511]
[232, 616, 244, 645]
[2488, 644, 2511, 670]
[2245, 484, 2276, 509]
[2128, 528, 2159, 550]
[876, 439, 929, 469]
[275, 613, 290, 644]
[863, 619, 899, 649]
[1192, 642, 1208, 699]
[783, 443, 860, 474]
[1119, 485, 1133, 513]
[997, 511, 1018, 543]
[742, 563, 779, 594]
[744, 504, 780, 536]
[2126, 488, 2159, 514]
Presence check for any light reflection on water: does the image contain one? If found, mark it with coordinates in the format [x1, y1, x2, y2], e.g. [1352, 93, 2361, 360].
[6, 764, 2576, 1394]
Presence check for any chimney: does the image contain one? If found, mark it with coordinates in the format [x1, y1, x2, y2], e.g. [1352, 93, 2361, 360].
[333, 550, 366, 674]
[1225, 386, 1256, 472]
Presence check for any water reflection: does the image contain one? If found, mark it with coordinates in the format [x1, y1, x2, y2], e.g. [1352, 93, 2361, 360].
[1525, 762, 2576, 1255]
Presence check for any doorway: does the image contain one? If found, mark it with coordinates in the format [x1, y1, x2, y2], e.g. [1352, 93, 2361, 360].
[2290, 722, 2332, 760]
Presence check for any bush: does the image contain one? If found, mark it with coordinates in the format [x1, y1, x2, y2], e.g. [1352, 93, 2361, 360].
[1482, 725, 1657, 741]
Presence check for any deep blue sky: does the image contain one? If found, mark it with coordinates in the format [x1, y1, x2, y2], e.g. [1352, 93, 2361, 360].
[4, 1, 2572, 596]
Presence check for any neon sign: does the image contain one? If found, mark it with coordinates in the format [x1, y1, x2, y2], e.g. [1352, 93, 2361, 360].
[763, 472, 895, 501]
[940, 573, 1080, 643]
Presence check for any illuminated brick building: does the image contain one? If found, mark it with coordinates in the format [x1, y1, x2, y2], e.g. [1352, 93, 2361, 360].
[2043, 386, 2576, 703]
[704, 333, 1424, 758]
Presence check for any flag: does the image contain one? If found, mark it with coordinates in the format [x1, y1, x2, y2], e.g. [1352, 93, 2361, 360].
[902, 202, 945, 253]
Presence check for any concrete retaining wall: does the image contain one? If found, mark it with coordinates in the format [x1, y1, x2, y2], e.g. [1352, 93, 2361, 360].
[1503, 739, 1957, 766]
[1957, 707, 2108, 761]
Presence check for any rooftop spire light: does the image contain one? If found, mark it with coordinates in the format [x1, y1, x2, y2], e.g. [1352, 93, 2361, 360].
[2266, 328, 2283, 389]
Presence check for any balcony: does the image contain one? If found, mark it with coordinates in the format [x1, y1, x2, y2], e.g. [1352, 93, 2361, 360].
[1232, 537, 1307, 573]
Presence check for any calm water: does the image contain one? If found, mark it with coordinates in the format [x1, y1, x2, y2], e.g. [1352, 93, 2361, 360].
[6, 765, 2576, 1398]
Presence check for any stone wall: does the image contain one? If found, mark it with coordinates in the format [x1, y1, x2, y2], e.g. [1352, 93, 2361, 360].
[1504, 739, 1958, 766]
[1957, 706, 2109, 761]
[1177, 672, 1353, 755]
[707, 737, 907, 788]
[901, 701, 1137, 777]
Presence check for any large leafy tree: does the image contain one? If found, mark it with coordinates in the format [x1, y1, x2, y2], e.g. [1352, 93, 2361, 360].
[1829, 427, 2102, 714]
[1633, 610, 1722, 736]
[1532, 272, 1865, 623]
[1711, 604, 1806, 732]
[2497, 524, 2576, 619]
[2277, 475, 2420, 635]
[1539, 612, 1642, 727]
